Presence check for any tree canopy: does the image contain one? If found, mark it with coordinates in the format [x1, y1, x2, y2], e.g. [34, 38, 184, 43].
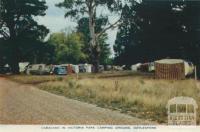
[57, 0, 122, 72]
[48, 32, 87, 64]
[0, 0, 49, 73]
[77, 17, 112, 65]
[114, 0, 200, 68]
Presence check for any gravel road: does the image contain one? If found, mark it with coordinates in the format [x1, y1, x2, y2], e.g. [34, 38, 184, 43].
[0, 77, 156, 125]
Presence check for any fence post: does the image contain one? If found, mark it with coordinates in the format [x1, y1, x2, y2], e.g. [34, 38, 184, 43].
[76, 73, 79, 80]
[195, 66, 197, 81]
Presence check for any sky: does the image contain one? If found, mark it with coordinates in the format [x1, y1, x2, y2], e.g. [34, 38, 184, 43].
[36, 0, 118, 57]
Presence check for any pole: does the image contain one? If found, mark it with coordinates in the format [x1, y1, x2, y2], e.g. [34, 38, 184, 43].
[0, 0, 2, 31]
[76, 73, 79, 80]
[0, 0, 2, 20]
[0, 0, 2, 38]
[195, 66, 197, 81]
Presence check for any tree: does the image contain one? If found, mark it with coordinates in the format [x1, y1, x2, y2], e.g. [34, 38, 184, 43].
[48, 32, 86, 64]
[0, 39, 8, 67]
[57, 0, 122, 72]
[19, 40, 55, 64]
[114, 0, 200, 69]
[77, 17, 111, 65]
[0, 0, 49, 73]
[114, 2, 143, 65]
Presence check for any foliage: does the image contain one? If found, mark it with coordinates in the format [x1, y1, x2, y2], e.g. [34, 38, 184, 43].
[0, 0, 49, 73]
[57, 0, 123, 72]
[56, 0, 122, 19]
[48, 32, 87, 64]
[114, 0, 200, 68]
[77, 17, 111, 65]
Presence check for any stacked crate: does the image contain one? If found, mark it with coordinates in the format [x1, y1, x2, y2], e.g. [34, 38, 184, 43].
[155, 59, 185, 80]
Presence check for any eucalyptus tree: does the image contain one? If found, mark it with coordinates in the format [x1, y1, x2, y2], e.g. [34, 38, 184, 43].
[57, 0, 123, 72]
[77, 17, 111, 65]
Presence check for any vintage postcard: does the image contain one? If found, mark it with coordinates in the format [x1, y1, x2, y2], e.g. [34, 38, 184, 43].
[0, 0, 200, 132]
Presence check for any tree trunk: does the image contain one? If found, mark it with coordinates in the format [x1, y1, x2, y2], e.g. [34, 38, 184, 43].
[88, 3, 100, 73]
[10, 44, 20, 74]
[93, 44, 101, 73]
[9, 57, 20, 74]
[8, 22, 20, 74]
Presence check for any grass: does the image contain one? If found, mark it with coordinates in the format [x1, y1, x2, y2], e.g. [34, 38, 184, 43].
[8, 72, 200, 124]
[8, 75, 69, 84]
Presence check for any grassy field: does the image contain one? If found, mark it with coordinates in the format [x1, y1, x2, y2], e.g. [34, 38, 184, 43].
[8, 72, 200, 124]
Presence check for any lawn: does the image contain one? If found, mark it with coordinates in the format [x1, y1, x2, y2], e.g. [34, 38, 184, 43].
[8, 72, 200, 124]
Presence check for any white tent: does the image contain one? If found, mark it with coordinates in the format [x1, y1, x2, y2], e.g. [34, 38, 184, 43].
[131, 63, 141, 71]
[72, 65, 79, 74]
[19, 62, 29, 73]
[85, 64, 92, 73]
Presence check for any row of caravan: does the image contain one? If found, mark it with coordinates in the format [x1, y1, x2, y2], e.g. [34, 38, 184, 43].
[20, 63, 93, 75]
[2, 62, 122, 75]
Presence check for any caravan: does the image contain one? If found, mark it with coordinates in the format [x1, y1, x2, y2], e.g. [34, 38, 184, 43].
[26, 64, 53, 75]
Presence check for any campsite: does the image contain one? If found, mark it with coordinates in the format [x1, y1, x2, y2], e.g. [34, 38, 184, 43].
[1, 0, 200, 126]
[2, 59, 200, 124]
[4, 69, 200, 124]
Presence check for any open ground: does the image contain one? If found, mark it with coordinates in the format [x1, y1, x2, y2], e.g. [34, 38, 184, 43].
[5, 71, 200, 124]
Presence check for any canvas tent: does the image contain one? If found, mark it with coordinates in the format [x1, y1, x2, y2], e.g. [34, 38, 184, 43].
[155, 59, 185, 80]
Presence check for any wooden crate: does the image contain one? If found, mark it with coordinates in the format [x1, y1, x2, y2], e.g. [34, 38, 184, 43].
[155, 62, 185, 80]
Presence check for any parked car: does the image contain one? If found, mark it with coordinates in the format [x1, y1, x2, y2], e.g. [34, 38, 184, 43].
[26, 64, 52, 75]
[0, 65, 11, 74]
[105, 65, 112, 71]
[52, 66, 67, 75]
[113, 65, 123, 71]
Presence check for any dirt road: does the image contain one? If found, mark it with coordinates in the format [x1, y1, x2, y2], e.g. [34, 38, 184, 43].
[0, 77, 155, 125]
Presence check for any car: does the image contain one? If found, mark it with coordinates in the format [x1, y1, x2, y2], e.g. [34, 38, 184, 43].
[0, 66, 11, 74]
[105, 65, 112, 71]
[52, 66, 67, 75]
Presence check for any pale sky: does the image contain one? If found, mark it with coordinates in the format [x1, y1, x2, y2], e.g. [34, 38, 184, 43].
[36, 0, 118, 57]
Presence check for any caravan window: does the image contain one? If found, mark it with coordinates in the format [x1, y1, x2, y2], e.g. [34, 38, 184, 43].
[38, 65, 43, 70]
